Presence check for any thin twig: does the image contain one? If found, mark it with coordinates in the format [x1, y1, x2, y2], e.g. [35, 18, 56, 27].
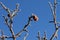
[0, 30, 5, 40]
[48, 0, 57, 28]
[37, 31, 41, 40]
[0, 2, 11, 14]
[43, 32, 47, 40]
[15, 14, 39, 37]
[50, 27, 59, 40]
[48, 2, 54, 15]
[15, 16, 32, 37]
[0, 2, 20, 40]
[23, 33, 28, 40]
[49, 0, 60, 40]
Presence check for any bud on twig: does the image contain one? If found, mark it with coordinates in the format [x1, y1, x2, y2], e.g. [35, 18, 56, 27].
[32, 14, 39, 21]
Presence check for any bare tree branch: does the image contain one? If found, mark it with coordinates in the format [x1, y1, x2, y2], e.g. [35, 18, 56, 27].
[15, 14, 39, 37]
[12, 3, 20, 18]
[23, 33, 28, 40]
[50, 27, 59, 40]
[0, 30, 5, 40]
[0, 2, 11, 14]
[43, 32, 47, 40]
[49, 0, 60, 40]
[15, 16, 32, 37]
[48, 0, 57, 29]
[2, 15, 15, 37]
[37, 31, 41, 40]
[48, 2, 54, 15]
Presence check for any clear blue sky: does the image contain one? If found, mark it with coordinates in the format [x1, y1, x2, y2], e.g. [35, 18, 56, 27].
[0, 0, 60, 40]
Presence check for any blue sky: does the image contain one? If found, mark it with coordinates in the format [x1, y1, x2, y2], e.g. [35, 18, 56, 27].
[0, 0, 60, 40]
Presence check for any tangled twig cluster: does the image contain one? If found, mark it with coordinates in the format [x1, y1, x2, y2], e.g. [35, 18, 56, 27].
[36, 0, 60, 40]
[0, 0, 60, 40]
[0, 2, 39, 40]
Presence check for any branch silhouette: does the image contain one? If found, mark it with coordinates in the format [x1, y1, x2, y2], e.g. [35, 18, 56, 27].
[0, 0, 60, 40]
